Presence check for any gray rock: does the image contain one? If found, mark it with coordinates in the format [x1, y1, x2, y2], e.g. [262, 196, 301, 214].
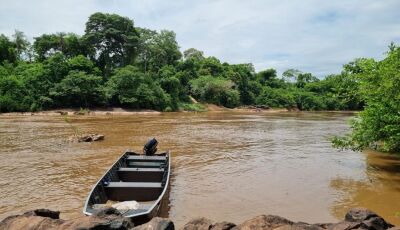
[345, 208, 378, 222]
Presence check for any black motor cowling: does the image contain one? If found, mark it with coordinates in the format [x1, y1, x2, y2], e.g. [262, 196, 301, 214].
[144, 138, 158, 155]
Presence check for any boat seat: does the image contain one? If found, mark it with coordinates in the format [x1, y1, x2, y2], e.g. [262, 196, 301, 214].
[127, 161, 164, 168]
[107, 182, 162, 188]
[105, 182, 163, 201]
[118, 167, 164, 182]
[126, 155, 166, 162]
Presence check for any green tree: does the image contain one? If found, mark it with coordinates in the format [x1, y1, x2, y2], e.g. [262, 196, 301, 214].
[228, 64, 258, 105]
[84, 12, 139, 76]
[333, 46, 400, 153]
[0, 75, 28, 112]
[136, 28, 157, 73]
[0, 34, 17, 64]
[145, 30, 182, 72]
[67, 55, 100, 75]
[256, 87, 295, 108]
[33, 33, 87, 61]
[12, 30, 30, 61]
[183, 48, 204, 60]
[50, 71, 104, 107]
[104, 65, 171, 110]
[190, 75, 240, 108]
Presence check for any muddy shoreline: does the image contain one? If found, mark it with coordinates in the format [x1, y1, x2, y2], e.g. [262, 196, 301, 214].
[0, 106, 358, 116]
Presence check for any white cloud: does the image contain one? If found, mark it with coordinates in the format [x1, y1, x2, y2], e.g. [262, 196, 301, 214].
[0, 0, 399, 76]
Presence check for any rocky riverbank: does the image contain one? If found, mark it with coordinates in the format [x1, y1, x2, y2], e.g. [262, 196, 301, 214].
[0, 207, 397, 230]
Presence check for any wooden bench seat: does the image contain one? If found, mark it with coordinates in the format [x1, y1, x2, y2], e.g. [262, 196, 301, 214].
[105, 182, 162, 201]
[117, 168, 164, 182]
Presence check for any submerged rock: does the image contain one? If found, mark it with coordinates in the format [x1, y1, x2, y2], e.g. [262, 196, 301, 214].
[77, 134, 105, 142]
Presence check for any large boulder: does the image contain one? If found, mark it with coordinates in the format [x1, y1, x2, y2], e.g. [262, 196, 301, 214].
[232, 215, 294, 230]
[211, 221, 236, 230]
[325, 208, 394, 230]
[133, 217, 174, 230]
[182, 217, 213, 230]
[0, 209, 64, 230]
[0, 208, 133, 230]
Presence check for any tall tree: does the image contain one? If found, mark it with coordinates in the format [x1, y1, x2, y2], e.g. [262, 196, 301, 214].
[136, 28, 157, 73]
[0, 34, 17, 64]
[183, 48, 204, 60]
[12, 30, 29, 61]
[33, 33, 87, 61]
[84, 12, 139, 76]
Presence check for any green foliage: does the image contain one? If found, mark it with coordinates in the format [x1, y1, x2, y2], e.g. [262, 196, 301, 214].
[84, 12, 139, 76]
[0, 11, 379, 120]
[183, 48, 204, 60]
[256, 87, 296, 108]
[0, 75, 28, 112]
[33, 33, 87, 61]
[50, 71, 104, 107]
[178, 102, 207, 112]
[190, 75, 240, 108]
[136, 28, 181, 73]
[67, 55, 100, 75]
[12, 30, 30, 61]
[104, 66, 171, 110]
[0, 34, 17, 64]
[293, 90, 326, 111]
[333, 47, 400, 153]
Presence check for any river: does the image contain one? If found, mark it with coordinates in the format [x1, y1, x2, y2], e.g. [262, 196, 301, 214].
[0, 111, 399, 227]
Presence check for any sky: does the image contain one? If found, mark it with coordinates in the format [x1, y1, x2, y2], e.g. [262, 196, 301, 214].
[0, 0, 399, 76]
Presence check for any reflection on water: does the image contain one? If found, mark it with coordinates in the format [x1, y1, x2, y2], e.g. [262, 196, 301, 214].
[330, 150, 400, 224]
[0, 111, 399, 227]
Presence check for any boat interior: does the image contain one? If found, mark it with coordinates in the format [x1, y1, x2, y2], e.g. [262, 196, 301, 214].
[85, 152, 169, 216]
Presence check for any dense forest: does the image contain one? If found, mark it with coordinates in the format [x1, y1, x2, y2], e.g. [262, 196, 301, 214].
[1, 12, 399, 153]
[0, 12, 365, 113]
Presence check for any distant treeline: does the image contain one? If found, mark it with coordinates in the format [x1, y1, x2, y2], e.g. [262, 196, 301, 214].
[0, 12, 366, 112]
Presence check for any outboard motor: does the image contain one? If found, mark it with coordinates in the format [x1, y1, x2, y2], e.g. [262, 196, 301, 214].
[144, 138, 158, 155]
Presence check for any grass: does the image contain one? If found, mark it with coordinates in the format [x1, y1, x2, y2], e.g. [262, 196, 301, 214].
[178, 102, 207, 112]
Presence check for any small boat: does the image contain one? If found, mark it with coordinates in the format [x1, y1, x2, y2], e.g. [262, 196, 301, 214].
[83, 138, 171, 223]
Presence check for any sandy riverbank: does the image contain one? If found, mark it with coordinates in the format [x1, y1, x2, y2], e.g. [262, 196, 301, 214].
[0, 105, 291, 116]
[0, 105, 358, 116]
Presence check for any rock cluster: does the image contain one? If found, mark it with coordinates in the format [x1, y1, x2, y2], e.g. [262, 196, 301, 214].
[0, 208, 133, 230]
[182, 208, 397, 230]
[77, 134, 105, 142]
[0, 207, 397, 230]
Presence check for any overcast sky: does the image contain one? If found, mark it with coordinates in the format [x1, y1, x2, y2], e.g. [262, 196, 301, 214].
[1, 0, 399, 76]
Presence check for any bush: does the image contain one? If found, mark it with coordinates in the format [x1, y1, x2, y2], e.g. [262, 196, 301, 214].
[50, 71, 104, 107]
[256, 87, 296, 108]
[190, 75, 240, 108]
[178, 102, 207, 112]
[105, 66, 172, 110]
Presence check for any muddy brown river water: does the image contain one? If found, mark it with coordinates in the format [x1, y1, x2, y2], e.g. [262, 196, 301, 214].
[0, 111, 399, 227]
